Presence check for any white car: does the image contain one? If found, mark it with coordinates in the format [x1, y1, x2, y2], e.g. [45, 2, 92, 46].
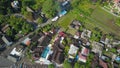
[51, 16, 59, 21]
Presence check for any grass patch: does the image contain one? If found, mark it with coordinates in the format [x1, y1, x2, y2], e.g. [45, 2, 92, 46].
[89, 7, 120, 37]
[57, 11, 78, 30]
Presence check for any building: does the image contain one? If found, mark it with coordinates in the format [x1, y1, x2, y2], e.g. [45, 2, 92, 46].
[81, 29, 92, 40]
[91, 42, 103, 56]
[22, 38, 31, 46]
[99, 59, 108, 68]
[1, 24, 10, 33]
[70, 20, 81, 30]
[52, 42, 65, 64]
[78, 52, 87, 63]
[2, 36, 13, 46]
[7, 45, 25, 62]
[74, 31, 81, 39]
[11, 1, 19, 9]
[81, 47, 89, 56]
[31, 46, 45, 60]
[68, 44, 79, 59]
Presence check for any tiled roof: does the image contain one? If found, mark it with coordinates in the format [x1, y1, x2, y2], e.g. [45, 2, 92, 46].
[114, 0, 120, 3]
[78, 52, 87, 63]
[81, 47, 89, 56]
[99, 59, 108, 68]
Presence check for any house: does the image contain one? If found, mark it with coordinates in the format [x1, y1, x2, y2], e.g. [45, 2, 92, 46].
[72, 38, 82, 47]
[80, 38, 90, 46]
[117, 48, 120, 53]
[81, 29, 92, 40]
[2, 36, 13, 46]
[22, 38, 31, 46]
[52, 42, 65, 64]
[78, 52, 87, 63]
[74, 31, 81, 39]
[1, 24, 10, 33]
[110, 0, 120, 14]
[113, 0, 120, 8]
[58, 31, 66, 37]
[68, 44, 79, 59]
[91, 55, 99, 68]
[11, 1, 19, 9]
[31, 46, 45, 60]
[112, 40, 120, 45]
[7, 45, 25, 62]
[30, 31, 45, 42]
[81, 47, 89, 56]
[91, 42, 104, 56]
[99, 59, 108, 68]
[78, 47, 89, 63]
[31, 34, 42, 42]
[38, 34, 52, 46]
[70, 20, 81, 30]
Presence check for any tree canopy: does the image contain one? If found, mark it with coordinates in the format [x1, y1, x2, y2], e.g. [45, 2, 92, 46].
[0, 0, 12, 15]
[42, 0, 59, 18]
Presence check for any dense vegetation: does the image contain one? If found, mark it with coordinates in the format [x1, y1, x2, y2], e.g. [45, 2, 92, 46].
[0, 0, 12, 15]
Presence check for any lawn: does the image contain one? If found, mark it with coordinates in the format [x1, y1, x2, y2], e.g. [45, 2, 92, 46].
[57, 11, 78, 29]
[88, 7, 120, 38]
[56, 10, 79, 34]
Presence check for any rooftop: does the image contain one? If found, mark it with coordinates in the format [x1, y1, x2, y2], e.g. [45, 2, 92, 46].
[22, 38, 31, 46]
[78, 52, 87, 63]
[68, 44, 79, 57]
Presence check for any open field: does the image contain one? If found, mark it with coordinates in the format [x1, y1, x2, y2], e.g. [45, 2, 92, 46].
[88, 7, 120, 37]
[56, 6, 120, 38]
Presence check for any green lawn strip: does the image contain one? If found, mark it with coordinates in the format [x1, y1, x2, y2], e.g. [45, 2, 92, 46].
[89, 7, 120, 37]
[57, 11, 77, 30]
[116, 22, 120, 27]
[66, 28, 77, 35]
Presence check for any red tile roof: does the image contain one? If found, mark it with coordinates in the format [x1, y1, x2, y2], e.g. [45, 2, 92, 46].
[59, 31, 66, 37]
[81, 47, 89, 56]
[114, 0, 120, 3]
[99, 59, 108, 68]
[78, 52, 87, 62]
